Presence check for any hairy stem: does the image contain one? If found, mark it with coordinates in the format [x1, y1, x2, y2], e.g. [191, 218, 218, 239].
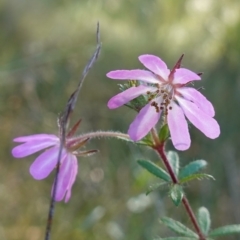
[154, 142, 206, 240]
[70, 131, 131, 142]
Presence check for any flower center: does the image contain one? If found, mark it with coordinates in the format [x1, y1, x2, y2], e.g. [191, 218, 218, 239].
[147, 83, 174, 116]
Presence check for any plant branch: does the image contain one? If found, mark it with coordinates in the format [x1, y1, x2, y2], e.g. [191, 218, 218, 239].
[73, 131, 130, 141]
[153, 142, 206, 240]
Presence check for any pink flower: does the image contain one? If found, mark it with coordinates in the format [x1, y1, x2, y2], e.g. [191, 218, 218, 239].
[12, 120, 97, 202]
[107, 54, 220, 150]
[12, 134, 78, 202]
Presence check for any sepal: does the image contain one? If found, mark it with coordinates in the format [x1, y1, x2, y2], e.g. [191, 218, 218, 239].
[159, 124, 170, 143]
[119, 82, 148, 112]
[74, 149, 99, 157]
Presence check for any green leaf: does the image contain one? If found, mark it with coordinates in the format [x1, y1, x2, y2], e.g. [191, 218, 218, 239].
[139, 133, 154, 146]
[160, 217, 198, 238]
[170, 184, 184, 206]
[209, 225, 240, 237]
[138, 139, 154, 146]
[179, 173, 215, 184]
[138, 160, 171, 182]
[146, 182, 169, 195]
[159, 124, 169, 142]
[167, 151, 179, 176]
[197, 207, 211, 235]
[179, 160, 207, 180]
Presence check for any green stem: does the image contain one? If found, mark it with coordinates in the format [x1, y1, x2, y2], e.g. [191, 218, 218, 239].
[153, 142, 206, 240]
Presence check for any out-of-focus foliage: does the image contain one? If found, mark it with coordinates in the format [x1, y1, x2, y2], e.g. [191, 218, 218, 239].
[1, 0, 240, 239]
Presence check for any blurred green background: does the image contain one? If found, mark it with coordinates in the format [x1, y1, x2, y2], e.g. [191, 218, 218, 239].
[1, 0, 240, 239]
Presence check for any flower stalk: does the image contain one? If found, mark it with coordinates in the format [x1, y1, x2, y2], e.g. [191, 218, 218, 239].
[153, 139, 206, 240]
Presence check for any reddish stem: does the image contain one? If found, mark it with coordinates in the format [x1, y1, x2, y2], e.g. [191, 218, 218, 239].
[154, 142, 206, 240]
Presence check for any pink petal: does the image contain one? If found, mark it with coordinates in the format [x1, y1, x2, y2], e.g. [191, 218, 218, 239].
[177, 87, 215, 117]
[167, 102, 191, 151]
[108, 85, 155, 109]
[172, 68, 201, 84]
[30, 145, 66, 180]
[107, 70, 159, 84]
[138, 54, 170, 80]
[54, 153, 74, 201]
[177, 97, 220, 139]
[13, 134, 59, 143]
[128, 99, 161, 141]
[64, 156, 78, 202]
[12, 137, 59, 158]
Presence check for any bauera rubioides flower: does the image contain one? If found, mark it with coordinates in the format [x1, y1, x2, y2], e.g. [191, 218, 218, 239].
[12, 120, 97, 202]
[107, 54, 220, 150]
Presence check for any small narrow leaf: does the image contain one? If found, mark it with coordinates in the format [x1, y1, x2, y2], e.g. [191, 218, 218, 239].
[146, 182, 169, 195]
[209, 225, 240, 237]
[159, 124, 169, 142]
[170, 184, 184, 206]
[167, 151, 179, 176]
[179, 173, 214, 184]
[141, 134, 154, 146]
[138, 160, 171, 182]
[197, 207, 211, 235]
[160, 217, 198, 238]
[137, 139, 154, 146]
[179, 160, 207, 180]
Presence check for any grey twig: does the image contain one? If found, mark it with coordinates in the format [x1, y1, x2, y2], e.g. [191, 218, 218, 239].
[44, 22, 101, 240]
